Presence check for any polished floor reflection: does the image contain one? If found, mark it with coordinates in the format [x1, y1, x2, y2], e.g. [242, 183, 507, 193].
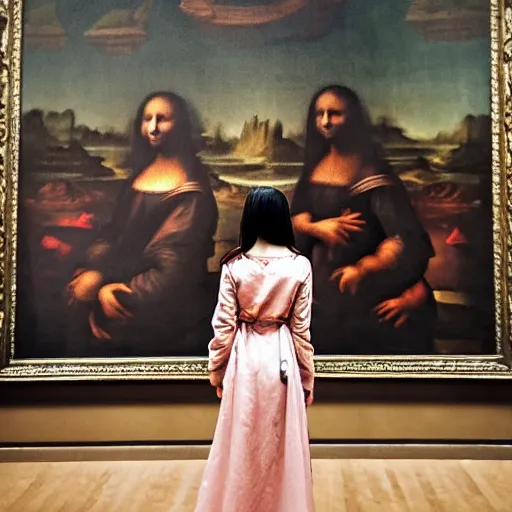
[1, 458, 511, 511]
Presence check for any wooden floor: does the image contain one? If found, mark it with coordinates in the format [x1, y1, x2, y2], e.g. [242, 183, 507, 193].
[1, 459, 511, 511]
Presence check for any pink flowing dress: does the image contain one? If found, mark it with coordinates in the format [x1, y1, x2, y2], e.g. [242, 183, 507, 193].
[195, 252, 315, 512]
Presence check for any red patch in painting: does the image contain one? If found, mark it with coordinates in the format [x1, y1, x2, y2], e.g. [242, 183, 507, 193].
[56, 213, 94, 229]
[41, 236, 73, 257]
[446, 227, 468, 246]
[41, 236, 61, 250]
[56, 242, 73, 257]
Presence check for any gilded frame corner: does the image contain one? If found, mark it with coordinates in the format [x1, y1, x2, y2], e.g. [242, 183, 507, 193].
[0, 0, 511, 380]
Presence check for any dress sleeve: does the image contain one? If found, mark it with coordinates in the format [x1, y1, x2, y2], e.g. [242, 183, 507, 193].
[290, 260, 315, 392]
[208, 264, 239, 387]
[371, 177, 435, 287]
[291, 178, 316, 259]
[290, 176, 310, 216]
[127, 191, 214, 303]
[81, 183, 135, 272]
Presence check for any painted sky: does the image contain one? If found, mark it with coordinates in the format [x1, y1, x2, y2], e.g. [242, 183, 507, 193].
[21, 0, 491, 139]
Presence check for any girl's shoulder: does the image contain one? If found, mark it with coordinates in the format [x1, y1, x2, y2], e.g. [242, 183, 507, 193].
[294, 254, 312, 281]
[222, 252, 244, 274]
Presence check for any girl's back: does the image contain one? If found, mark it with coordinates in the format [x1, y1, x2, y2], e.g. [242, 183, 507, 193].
[230, 252, 310, 327]
[196, 252, 314, 512]
[195, 186, 315, 512]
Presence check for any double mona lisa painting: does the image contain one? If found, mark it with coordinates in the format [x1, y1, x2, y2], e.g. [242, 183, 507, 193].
[0, 0, 511, 379]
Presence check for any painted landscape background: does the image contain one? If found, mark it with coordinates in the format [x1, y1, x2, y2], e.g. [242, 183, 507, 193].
[16, 0, 494, 357]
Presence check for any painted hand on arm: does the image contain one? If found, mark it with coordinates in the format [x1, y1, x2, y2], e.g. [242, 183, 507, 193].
[330, 237, 403, 295]
[67, 270, 103, 304]
[374, 279, 429, 328]
[98, 283, 133, 322]
[293, 209, 365, 248]
[330, 265, 362, 295]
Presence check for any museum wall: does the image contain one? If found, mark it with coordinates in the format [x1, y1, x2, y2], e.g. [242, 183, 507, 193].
[2, 0, 509, 448]
[1, 380, 511, 444]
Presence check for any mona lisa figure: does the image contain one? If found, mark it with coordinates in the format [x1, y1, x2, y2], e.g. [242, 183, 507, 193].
[66, 91, 218, 357]
[292, 85, 437, 355]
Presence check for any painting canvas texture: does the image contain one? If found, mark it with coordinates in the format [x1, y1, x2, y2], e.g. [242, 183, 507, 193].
[15, 0, 493, 359]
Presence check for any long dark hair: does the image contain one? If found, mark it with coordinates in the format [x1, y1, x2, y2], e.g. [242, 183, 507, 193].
[124, 91, 205, 180]
[221, 187, 299, 265]
[302, 84, 388, 180]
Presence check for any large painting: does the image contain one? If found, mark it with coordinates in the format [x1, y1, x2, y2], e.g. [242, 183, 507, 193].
[0, 0, 510, 379]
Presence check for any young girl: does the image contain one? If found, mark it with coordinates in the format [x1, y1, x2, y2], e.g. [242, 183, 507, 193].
[195, 187, 315, 512]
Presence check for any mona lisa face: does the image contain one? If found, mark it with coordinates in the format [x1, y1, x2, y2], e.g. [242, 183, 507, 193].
[315, 91, 348, 140]
[140, 96, 176, 148]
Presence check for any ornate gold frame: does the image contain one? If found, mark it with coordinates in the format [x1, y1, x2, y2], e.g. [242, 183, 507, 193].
[0, 0, 510, 380]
